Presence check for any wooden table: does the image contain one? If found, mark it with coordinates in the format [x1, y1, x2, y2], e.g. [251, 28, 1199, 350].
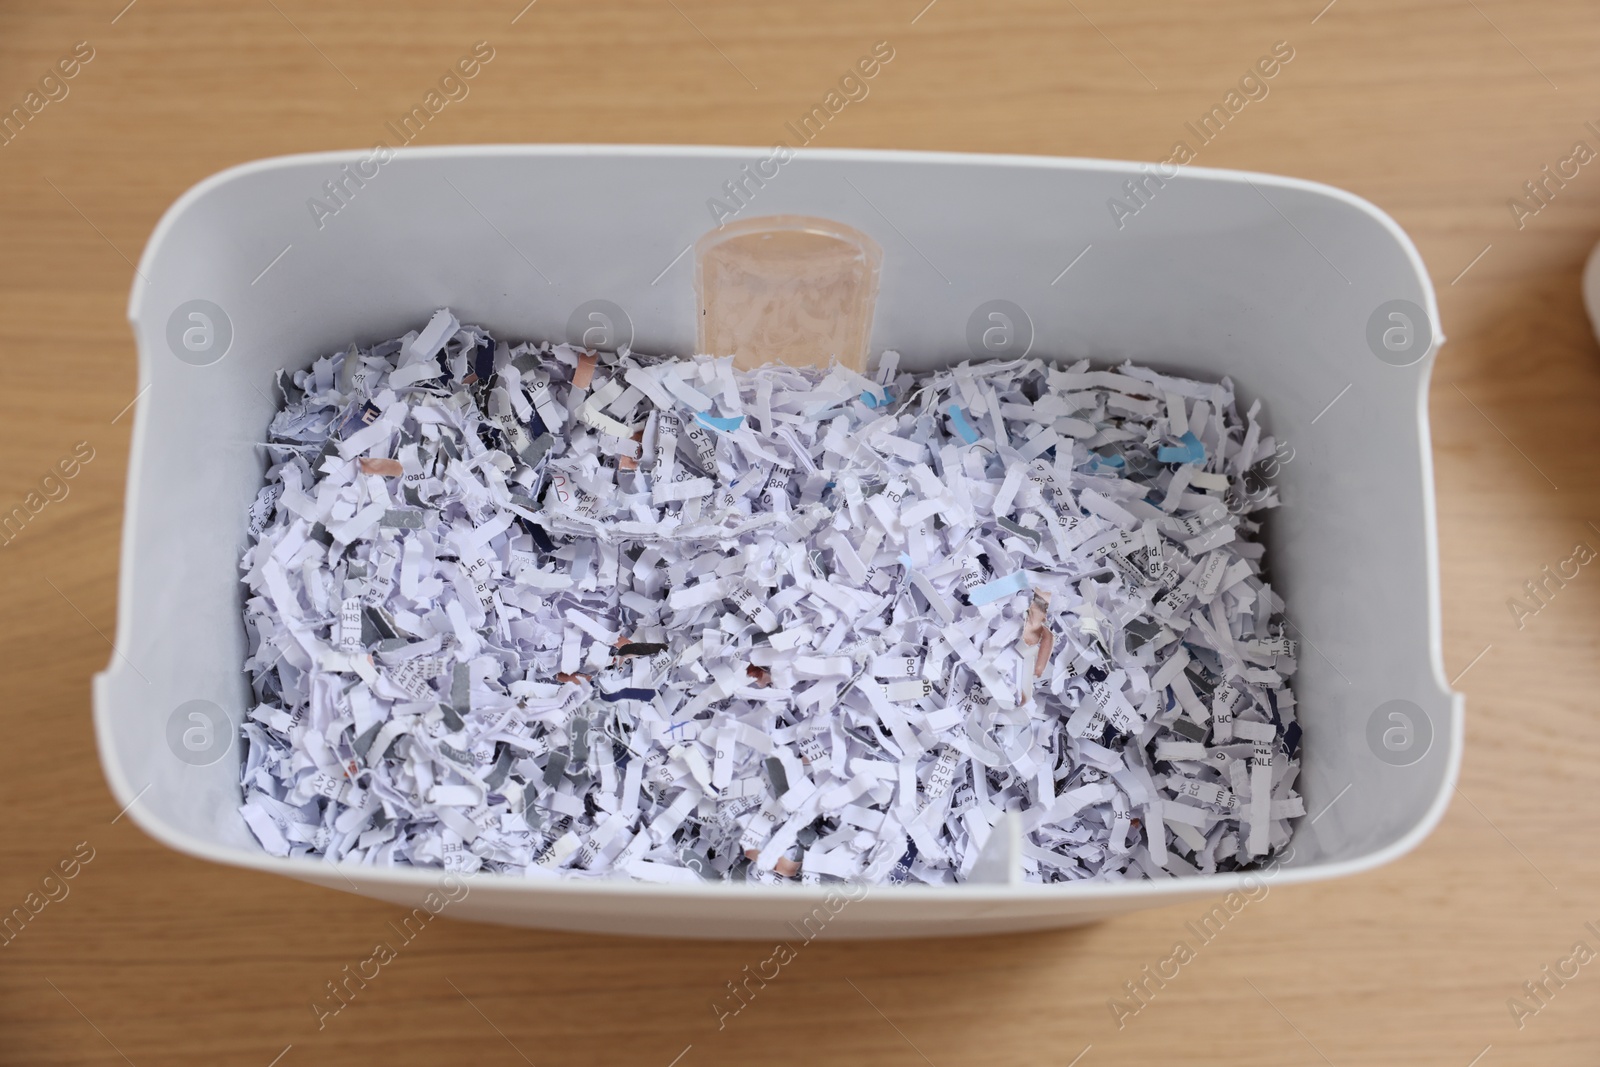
[3, 0, 1598, 1063]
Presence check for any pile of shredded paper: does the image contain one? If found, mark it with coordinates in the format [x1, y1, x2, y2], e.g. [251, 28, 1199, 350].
[238, 309, 1303, 885]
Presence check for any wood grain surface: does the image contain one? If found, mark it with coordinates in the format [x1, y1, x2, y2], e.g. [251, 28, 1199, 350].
[3, 0, 1599, 1064]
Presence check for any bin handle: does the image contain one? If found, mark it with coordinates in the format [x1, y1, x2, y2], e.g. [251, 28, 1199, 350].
[693, 215, 883, 373]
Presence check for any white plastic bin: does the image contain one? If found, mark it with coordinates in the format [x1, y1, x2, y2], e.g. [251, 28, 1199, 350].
[95, 145, 1459, 939]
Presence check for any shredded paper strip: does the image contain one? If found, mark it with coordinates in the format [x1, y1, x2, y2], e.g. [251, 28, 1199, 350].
[238, 309, 1303, 885]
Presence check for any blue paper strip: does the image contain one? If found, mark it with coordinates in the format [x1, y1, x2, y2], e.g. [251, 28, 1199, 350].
[600, 688, 658, 702]
[968, 570, 1029, 605]
[1157, 431, 1205, 465]
[694, 412, 745, 432]
[947, 404, 980, 444]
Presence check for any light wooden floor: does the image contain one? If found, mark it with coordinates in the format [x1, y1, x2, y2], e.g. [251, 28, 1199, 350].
[2, 1, 1598, 1063]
